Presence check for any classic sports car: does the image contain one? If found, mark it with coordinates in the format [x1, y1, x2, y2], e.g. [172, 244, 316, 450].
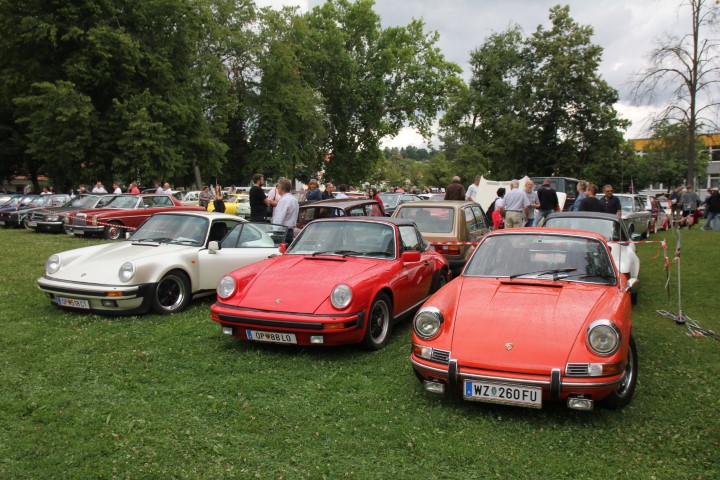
[411, 228, 638, 411]
[37, 212, 287, 315]
[294, 198, 384, 237]
[392, 200, 491, 274]
[615, 194, 652, 239]
[27, 194, 118, 233]
[0, 194, 70, 228]
[207, 193, 251, 218]
[545, 211, 641, 304]
[64, 194, 205, 239]
[211, 217, 450, 350]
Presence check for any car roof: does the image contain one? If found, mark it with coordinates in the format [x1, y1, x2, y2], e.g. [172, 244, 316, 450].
[300, 198, 378, 208]
[546, 211, 622, 223]
[309, 216, 418, 228]
[150, 210, 246, 222]
[395, 200, 477, 208]
[485, 226, 608, 242]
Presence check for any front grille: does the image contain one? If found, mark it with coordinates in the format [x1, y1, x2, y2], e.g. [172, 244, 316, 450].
[431, 348, 451, 364]
[30, 212, 45, 221]
[73, 214, 87, 227]
[565, 363, 590, 376]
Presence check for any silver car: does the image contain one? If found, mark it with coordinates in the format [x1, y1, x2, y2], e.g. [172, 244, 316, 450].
[615, 194, 652, 239]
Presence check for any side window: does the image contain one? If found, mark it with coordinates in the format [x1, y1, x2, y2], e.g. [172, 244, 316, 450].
[399, 225, 422, 252]
[471, 205, 487, 228]
[155, 196, 172, 207]
[464, 206, 479, 233]
[366, 204, 383, 216]
[565, 180, 578, 196]
[348, 207, 365, 217]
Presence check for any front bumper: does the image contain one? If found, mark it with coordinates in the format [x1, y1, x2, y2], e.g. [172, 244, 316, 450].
[410, 354, 626, 403]
[211, 302, 366, 346]
[28, 220, 64, 232]
[37, 276, 153, 314]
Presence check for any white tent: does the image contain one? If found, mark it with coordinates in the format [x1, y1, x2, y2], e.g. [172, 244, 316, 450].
[470, 176, 566, 212]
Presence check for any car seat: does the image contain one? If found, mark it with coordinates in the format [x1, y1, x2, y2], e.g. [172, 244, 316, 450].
[208, 222, 229, 243]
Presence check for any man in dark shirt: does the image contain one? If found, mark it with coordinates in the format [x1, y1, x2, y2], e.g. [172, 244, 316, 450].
[536, 178, 559, 226]
[322, 183, 335, 199]
[601, 184, 622, 216]
[249, 173, 267, 222]
[579, 184, 605, 212]
[444, 176, 466, 200]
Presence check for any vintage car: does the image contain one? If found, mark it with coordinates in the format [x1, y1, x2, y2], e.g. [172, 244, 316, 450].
[211, 217, 450, 350]
[545, 211, 640, 304]
[410, 228, 638, 411]
[615, 194, 652, 239]
[392, 200, 491, 274]
[294, 198, 384, 237]
[37, 212, 287, 315]
[180, 190, 202, 206]
[27, 194, 118, 233]
[378, 192, 423, 216]
[644, 196, 669, 233]
[64, 194, 205, 240]
[207, 193, 250, 218]
[0, 194, 71, 228]
[0, 193, 21, 207]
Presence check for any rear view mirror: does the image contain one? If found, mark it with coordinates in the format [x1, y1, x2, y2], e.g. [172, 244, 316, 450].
[208, 241, 220, 254]
[401, 251, 421, 262]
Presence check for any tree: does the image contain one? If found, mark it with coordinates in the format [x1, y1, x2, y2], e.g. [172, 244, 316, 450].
[632, 0, 720, 186]
[301, 0, 461, 185]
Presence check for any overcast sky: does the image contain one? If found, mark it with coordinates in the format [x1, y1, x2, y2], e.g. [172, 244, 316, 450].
[258, 0, 693, 147]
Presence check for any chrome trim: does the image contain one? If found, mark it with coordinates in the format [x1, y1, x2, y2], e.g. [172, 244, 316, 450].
[565, 363, 590, 376]
[411, 357, 449, 376]
[587, 319, 622, 356]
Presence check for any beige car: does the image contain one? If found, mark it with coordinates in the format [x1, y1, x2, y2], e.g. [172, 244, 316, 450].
[392, 200, 491, 273]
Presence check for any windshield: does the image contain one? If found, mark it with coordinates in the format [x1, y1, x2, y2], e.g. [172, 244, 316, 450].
[378, 194, 400, 208]
[289, 220, 396, 258]
[103, 196, 140, 209]
[464, 233, 616, 285]
[617, 196, 634, 212]
[545, 217, 625, 242]
[71, 195, 105, 208]
[130, 215, 209, 245]
[394, 206, 454, 233]
[0, 195, 17, 207]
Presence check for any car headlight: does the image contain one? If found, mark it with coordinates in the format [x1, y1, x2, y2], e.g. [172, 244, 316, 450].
[413, 306, 444, 340]
[587, 319, 621, 356]
[46, 255, 61, 274]
[46, 215, 59, 222]
[217, 275, 236, 299]
[118, 262, 135, 282]
[330, 284, 352, 309]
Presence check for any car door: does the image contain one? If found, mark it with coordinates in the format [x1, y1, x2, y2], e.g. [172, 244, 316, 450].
[197, 221, 281, 290]
[393, 225, 435, 313]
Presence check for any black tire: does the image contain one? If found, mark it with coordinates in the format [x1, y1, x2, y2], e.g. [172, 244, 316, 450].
[103, 222, 124, 240]
[631, 291, 638, 306]
[21, 216, 31, 230]
[432, 269, 449, 293]
[601, 335, 638, 409]
[151, 271, 191, 314]
[362, 293, 392, 350]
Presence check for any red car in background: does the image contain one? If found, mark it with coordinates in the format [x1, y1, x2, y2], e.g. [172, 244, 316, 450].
[65, 194, 205, 240]
[211, 217, 450, 350]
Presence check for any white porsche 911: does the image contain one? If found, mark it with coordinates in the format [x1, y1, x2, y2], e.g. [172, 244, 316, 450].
[37, 211, 287, 315]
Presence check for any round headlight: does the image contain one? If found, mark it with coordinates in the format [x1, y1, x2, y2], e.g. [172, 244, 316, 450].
[330, 284, 352, 309]
[217, 275, 236, 299]
[46, 255, 61, 274]
[413, 306, 444, 340]
[118, 262, 135, 282]
[587, 320, 621, 356]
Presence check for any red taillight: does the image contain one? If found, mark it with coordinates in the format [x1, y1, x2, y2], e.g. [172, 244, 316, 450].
[435, 245, 461, 256]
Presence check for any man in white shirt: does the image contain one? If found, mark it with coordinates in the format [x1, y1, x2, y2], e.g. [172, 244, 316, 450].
[272, 178, 299, 243]
[466, 176, 480, 202]
[92, 181, 107, 194]
[162, 182, 172, 194]
[112, 182, 122, 194]
[502, 179, 530, 229]
[335, 184, 349, 199]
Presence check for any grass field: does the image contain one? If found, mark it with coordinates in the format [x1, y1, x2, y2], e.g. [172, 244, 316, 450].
[1, 225, 718, 479]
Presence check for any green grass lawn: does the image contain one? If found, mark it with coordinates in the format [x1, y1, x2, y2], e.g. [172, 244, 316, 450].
[1, 225, 718, 479]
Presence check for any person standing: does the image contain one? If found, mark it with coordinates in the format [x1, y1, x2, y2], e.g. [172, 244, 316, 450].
[213, 185, 226, 213]
[272, 178, 300, 244]
[368, 187, 385, 215]
[335, 184, 349, 199]
[305, 179, 322, 202]
[162, 182, 172, 194]
[703, 188, 720, 231]
[92, 181, 107, 194]
[536, 178, 559, 227]
[501, 180, 530, 229]
[579, 184, 605, 212]
[112, 182, 122, 194]
[444, 176, 465, 200]
[198, 186, 212, 209]
[523, 179, 539, 226]
[322, 183, 335, 199]
[572, 180, 587, 211]
[128, 182, 140, 194]
[600, 184, 621, 216]
[679, 185, 699, 228]
[487, 188, 506, 229]
[154, 182, 164, 194]
[466, 176, 481, 202]
[249, 174, 267, 222]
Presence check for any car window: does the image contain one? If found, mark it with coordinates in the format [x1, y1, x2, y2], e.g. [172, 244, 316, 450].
[289, 220, 395, 258]
[154, 196, 173, 207]
[399, 225, 422, 251]
[348, 207, 365, 217]
[564, 180, 578, 196]
[395, 206, 454, 233]
[471, 205, 487, 229]
[131, 215, 208, 245]
[221, 222, 278, 248]
[464, 206, 481, 233]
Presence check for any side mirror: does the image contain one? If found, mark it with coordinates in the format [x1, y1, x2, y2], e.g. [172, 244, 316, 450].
[279, 243, 288, 254]
[625, 277, 639, 293]
[208, 241, 220, 254]
[401, 250, 421, 262]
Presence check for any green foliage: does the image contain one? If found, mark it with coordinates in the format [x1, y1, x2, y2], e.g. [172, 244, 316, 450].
[1, 225, 719, 478]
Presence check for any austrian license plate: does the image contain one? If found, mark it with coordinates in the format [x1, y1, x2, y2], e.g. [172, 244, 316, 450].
[246, 329, 297, 344]
[27, 221, 37, 227]
[56, 297, 90, 309]
[73, 229, 84, 235]
[464, 381, 542, 408]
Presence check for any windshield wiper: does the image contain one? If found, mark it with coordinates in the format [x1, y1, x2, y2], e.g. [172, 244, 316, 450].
[132, 237, 171, 243]
[508, 267, 577, 280]
[311, 250, 361, 257]
[356, 250, 393, 257]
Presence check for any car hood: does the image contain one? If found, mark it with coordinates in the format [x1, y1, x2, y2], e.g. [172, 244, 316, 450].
[52, 242, 196, 283]
[235, 254, 380, 314]
[450, 279, 607, 374]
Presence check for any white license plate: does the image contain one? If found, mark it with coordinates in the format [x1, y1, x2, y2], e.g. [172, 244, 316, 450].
[73, 229, 84, 235]
[0, 221, 4, 225]
[27, 221, 37, 227]
[246, 329, 297, 344]
[464, 381, 542, 408]
[56, 297, 90, 309]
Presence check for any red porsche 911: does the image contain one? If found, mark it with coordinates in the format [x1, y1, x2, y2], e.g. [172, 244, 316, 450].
[211, 217, 450, 350]
[411, 228, 638, 411]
